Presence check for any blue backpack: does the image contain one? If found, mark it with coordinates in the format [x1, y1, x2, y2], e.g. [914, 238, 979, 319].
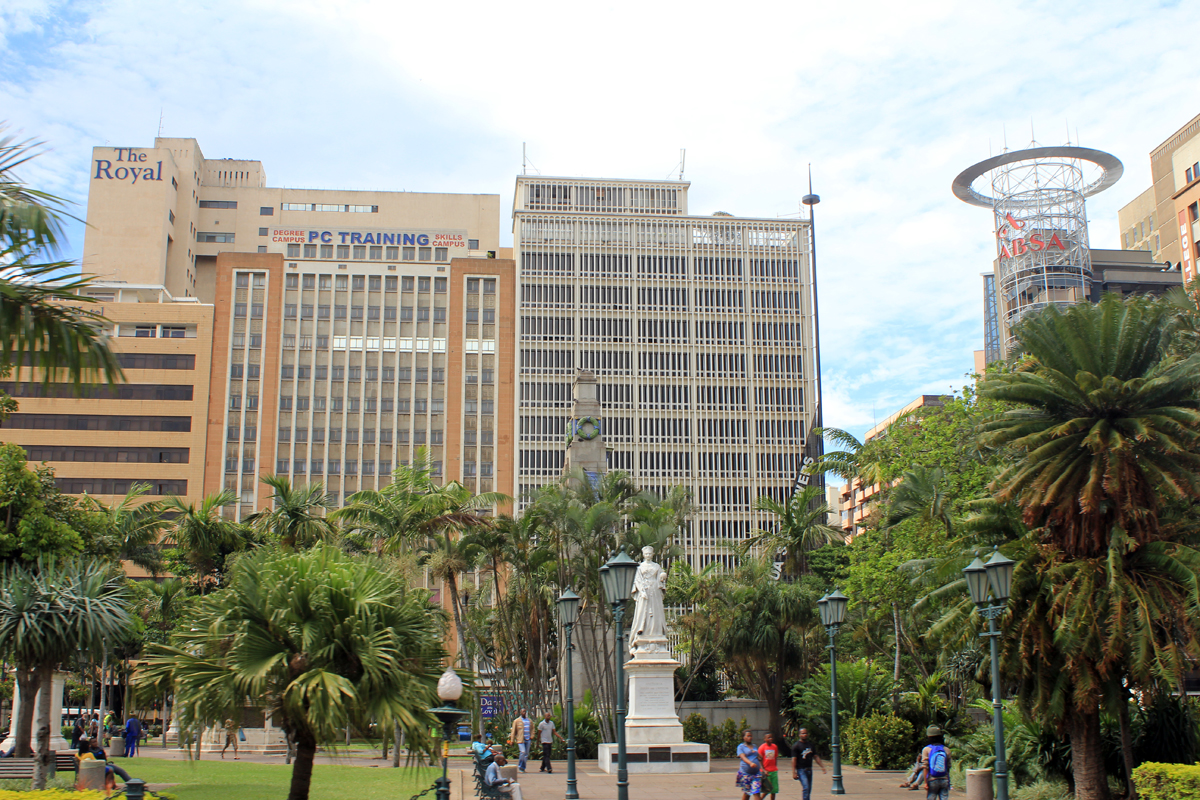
[928, 744, 949, 778]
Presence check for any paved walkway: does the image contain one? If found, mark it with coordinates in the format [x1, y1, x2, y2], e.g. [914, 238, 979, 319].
[134, 747, 945, 800]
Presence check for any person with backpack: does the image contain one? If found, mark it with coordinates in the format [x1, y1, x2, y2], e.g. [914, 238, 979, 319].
[920, 726, 952, 800]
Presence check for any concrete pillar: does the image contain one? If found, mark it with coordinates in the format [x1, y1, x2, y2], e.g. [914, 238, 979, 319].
[966, 768, 995, 800]
[1, 672, 71, 752]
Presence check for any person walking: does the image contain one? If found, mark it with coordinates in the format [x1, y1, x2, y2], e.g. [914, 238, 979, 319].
[736, 730, 763, 800]
[221, 718, 240, 759]
[791, 728, 825, 800]
[920, 726, 952, 800]
[123, 714, 141, 758]
[758, 732, 781, 800]
[537, 712, 565, 773]
[509, 709, 532, 772]
[87, 713, 98, 743]
[71, 716, 85, 749]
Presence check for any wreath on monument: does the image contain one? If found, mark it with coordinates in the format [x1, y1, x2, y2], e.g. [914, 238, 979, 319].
[575, 416, 601, 440]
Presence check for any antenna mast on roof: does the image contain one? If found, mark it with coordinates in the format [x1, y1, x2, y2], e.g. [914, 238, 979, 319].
[158, 109, 164, 138]
[667, 149, 686, 181]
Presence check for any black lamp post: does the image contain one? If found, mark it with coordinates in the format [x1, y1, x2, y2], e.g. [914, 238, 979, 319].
[817, 589, 848, 795]
[599, 547, 638, 800]
[964, 550, 1016, 800]
[430, 667, 470, 800]
[557, 589, 582, 800]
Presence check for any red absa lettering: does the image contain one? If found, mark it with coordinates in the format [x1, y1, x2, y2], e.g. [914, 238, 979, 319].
[1028, 234, 1044, 252]
[1011, 239, 1028, 255]
[1048, 233, 1065, 250]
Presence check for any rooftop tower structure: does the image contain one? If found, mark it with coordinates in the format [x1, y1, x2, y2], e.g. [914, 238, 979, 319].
[953, 145, 1122, 354]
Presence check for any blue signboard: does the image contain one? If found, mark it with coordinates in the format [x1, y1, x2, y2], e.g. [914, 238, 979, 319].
[480, 695, 501, 719]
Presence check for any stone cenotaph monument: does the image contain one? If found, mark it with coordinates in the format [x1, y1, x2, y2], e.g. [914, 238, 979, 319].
[598, 547, 710, 773]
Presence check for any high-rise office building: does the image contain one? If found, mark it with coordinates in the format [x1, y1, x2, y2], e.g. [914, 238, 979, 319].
[511, 177, 818, 568]
[3, 137, 513, 520]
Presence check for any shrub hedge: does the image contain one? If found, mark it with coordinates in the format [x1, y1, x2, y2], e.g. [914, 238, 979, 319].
[1132, 762, 1200, 800]
[842, 712, 914, 770]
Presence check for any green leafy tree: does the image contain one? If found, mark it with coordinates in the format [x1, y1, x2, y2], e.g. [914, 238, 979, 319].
[142, 546, 448, 800]
[0, 559, 129, 787]
[163, 490, 253, 591]
[0, 442, 99, 563]
[973, 294, 1200, 800]
[745, 483, 843, 575]
[86, 483, 167, 575]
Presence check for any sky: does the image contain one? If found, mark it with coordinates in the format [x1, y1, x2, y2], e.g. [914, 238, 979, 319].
[3, 0, 1199, 444]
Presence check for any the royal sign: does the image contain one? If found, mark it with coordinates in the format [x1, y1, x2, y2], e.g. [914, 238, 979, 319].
[995, 212, 1066, 259]
[93, 149, 162, 184]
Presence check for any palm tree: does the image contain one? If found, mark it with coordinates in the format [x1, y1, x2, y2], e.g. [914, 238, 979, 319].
[141, 546, 448, 800]
[87, 482, 167, 575]
[883, 465, 955, 537]
[0, 126, 121, 386]
[975, 294, 1200, 800]
[0, 559, 129, 787]
[746, 484, 843, 575]
[247, 475, 335, 550]
[163, 490, 251, 591]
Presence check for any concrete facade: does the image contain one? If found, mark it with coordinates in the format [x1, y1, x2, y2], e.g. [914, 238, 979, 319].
[1117, 112, 1200, 271]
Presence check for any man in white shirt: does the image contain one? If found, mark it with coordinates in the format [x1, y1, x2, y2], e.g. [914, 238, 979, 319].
[537, 712, 566, 773]
[485, 754, 523, 800]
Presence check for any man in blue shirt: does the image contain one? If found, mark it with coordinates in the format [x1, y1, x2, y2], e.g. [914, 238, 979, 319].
[485, 754, 523, 800]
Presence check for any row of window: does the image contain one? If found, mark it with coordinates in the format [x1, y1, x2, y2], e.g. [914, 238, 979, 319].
[56, 478, 187, 495]
[0, 383, 194, 401]
[520, 253, 803, 280]
[282, 304, 453, 321]
[117, 353, 196, 370]
[2, 414, 192, 432]
[278, 426, 437, 443]
[23, 446, 189, 463]
[286, 243, 449, 262]
[281, 202, 378, 212]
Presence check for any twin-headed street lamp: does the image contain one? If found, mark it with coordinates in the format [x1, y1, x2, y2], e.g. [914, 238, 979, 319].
[817, 589, 849, 795]
[599, 547, 639, 800]
[430, 668, 470, 800]
[963, 549, 1016, 800]
[557, 589, 582, 800]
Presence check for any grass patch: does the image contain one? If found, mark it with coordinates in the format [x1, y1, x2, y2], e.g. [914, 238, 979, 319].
[127, 758, 443, 800]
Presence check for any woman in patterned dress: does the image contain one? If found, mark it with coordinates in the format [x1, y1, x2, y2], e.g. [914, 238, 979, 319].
[736, 730, 763, 800]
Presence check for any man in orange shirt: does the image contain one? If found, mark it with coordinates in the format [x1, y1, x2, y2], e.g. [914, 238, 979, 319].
[758, 732, 781, 800]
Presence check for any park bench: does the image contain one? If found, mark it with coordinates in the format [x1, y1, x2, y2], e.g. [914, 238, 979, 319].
[472, 754, 508, 800]
[0, 752, 79, 780]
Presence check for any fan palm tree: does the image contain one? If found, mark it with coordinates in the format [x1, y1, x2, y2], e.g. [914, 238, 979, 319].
[745, 484, 843, 575]
[0, 127, 121, 386]
[141, 546, 448, 800]
[86, 482, 167, 575]
[163, 490, 252, 591]
[0, 559, 129, 787]
[973, 294, 1200, 800]
[247, 475, 335, 550]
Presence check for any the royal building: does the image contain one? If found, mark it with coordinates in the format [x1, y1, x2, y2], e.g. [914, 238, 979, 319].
[511, 177, 819, 568]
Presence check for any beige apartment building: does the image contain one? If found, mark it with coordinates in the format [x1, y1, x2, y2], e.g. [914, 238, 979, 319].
[1118, 111, 1200, 271]
[1, 285, 214, 506]
[511, 176, 819, 569]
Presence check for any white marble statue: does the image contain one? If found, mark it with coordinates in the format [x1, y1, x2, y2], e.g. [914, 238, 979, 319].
[629, 546, 669, 655]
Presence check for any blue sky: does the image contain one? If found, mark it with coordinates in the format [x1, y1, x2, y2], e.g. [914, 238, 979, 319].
[3, 0, 1199, 444]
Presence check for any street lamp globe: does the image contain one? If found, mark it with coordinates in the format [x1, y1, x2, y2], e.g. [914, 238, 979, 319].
[963, 556, 991, 607]
[825, 589, 849, 626]
[984, 549, 1015, 604]
[601, 548, 638, 606]
[437, 667, 463, 703]
[558, 589, 581, 626]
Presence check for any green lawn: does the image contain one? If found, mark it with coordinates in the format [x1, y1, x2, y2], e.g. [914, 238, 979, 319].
[128, 758, 444, 800]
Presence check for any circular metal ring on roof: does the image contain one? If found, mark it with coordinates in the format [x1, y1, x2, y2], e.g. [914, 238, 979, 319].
[951, 146, 1123, 208]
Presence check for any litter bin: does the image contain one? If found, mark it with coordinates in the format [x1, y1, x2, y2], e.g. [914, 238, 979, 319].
[109, 736, 126, 757]
[966, 768, 994, 800]
[77, 759, 106, 790]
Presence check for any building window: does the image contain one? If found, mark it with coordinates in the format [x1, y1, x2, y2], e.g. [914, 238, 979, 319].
[435, 278, 447, 293]
[198, 232, 235, 243]
[199, 200, 238, 209]
[419, 247, 432, 262]
[261, 206, 274, 215]
[353, 246, 366, 259]
[469, 239, 479, 249]
[337, 245, 350, 259]
[403, 247, 416, 261]
[304, 244, 317, 258]
[286, 274, 299, 289]
[320, 244, 333, 258]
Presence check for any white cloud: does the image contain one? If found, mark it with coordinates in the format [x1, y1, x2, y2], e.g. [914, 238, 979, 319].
[3, 0, 1199, 443]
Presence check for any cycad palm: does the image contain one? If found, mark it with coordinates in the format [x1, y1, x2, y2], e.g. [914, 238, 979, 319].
[141, 546, 447, 800]
[973, 294, 1200, 800]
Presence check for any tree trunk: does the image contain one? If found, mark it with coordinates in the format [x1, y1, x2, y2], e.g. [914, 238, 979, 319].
[12, 667, 37, 758]
[32, 663, 55, 790]
[892, 604, 902, 709]
[1117, 696, 1137, 800]
[195, 725, 203, 759]
[1069, 709, 1112, 800]
[288, 727, 318, 800]
[382, 723, 389, 760]
[393, 722, 402, 768]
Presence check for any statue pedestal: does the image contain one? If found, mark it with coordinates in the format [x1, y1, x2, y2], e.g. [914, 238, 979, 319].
[597, 653, 709, 774]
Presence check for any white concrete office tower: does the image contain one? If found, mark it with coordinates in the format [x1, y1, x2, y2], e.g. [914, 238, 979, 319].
[512, 177, 818, 568]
